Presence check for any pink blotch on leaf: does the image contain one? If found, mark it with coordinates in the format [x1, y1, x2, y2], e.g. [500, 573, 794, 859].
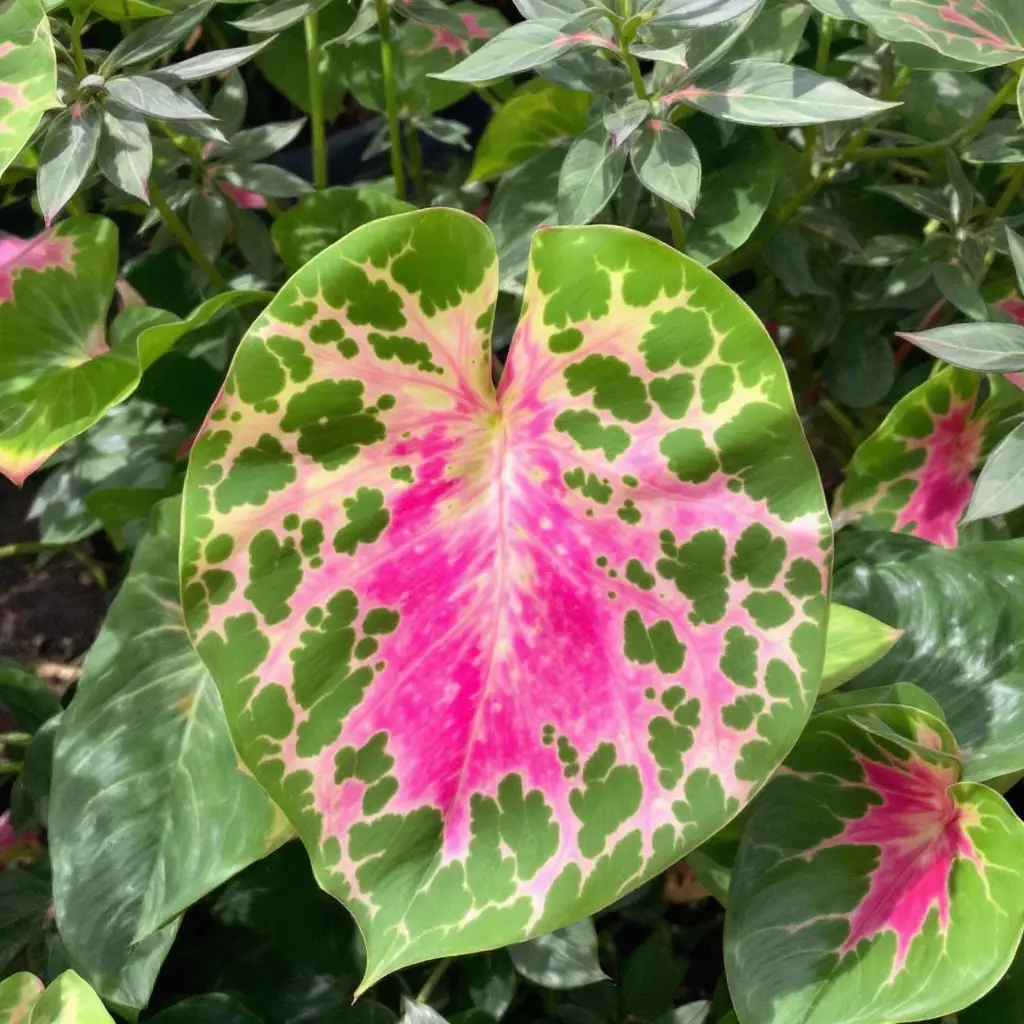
[0, 811, 43, 870]
[423, 14, 489, 56]
[938, 4, 1016, 49]
[818, 749, 973, 969]
[896, 397, 984, 547]
[0, 228, 77, 304]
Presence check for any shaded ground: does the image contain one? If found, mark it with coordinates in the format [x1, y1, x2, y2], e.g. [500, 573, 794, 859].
[0, 479, 107, 666]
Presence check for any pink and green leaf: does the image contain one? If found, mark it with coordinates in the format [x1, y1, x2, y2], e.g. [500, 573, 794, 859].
[0, 974, 43, 1024]
[181, 208, 831, 988]
[832, 367, 985, 547]
[0, 215, 267, 484]
[725, 704, 1024, 1024]
[851, 0, 1024, 69]
[0, 0, 57, 178]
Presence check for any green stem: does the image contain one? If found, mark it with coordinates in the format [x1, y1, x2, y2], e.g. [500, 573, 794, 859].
[993, 164, 1024, 220]
[149, 179, 230, 293]
[416, 959, 452, 1004]
[802, 16, 834, 176]
[475, 85, 504, 111]
[375, 0, 406, 201]
[406, 120, 424, 199]
[622, 46, 686, 249]
[0, 733, 31, 747]
[304, 11, 328, 190]
[0, 541, 75, 560]
[70, 10, 87, 77]
[819, 398, 862, 447]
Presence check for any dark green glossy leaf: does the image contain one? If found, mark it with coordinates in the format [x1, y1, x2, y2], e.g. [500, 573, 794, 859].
[0, 660, 61, 733]
[823, 317, 896, 408]
[508, 920, 607, 990]
[833, 533, 1024, 781]
[934, 260, 988, 320]
[466, 951, 517, 1020]
[0, 870, 51, 973]
[50, 498, 287, 1013]
[620, 931, 687, 1022]
[10, 715, 58, 831]
[146, 994, 264, 1024]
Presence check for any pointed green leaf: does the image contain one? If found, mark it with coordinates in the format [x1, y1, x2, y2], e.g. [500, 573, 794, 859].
[630, 120, 701, 215]
[106, 0, 215, 69]
[180, 209, 831, 989]
[0, 973, 43, 1024]
[669, 60, 900, 126]
[558, 123, 626, 224]
[820, 604, 903, 694]
[105, 75, 215, 121]
[897, 322, 1024, 372]
[0, 0, 57, 179]
[832, 367, 984, 548]
[0, 869, 51, 974]
[833, 532, 1024, 781]
[159, 39, 271, 83]
[229, 0, 326, 33]
[37, 104, 101, 225]
[50, 498, 287, 1013]
[471, 83, 591, 182]
[98, 106, 152, 202]
[934, 260, 988, 321]
[1007, 226, 1024, 295]
[726, 705, 1024, 1024]
[962, 420, 1024, 523]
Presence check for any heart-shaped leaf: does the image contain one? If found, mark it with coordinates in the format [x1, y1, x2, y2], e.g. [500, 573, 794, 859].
[832, 367, 984, 548]
[726, 704, 1024, 1024]
[50, 498, 287, 1013]
[0, 215, 268, 485]
[0, 0, 57, 178]
[833, 532, 1024, 782]
[25, 972, 115, 1024]
[181, 209, 831, 990]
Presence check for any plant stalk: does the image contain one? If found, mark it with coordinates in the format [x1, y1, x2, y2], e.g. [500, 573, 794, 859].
[622, 46, 687, 249]
[70, 10, 87, 77]
[375, 0, 407, 200]
[992, 164, 1024, 220]
[405, 120, 424, 199]
[416, 958, 452, 1004]
[304, 10, 328, 190]
[149, 179, 230, 293]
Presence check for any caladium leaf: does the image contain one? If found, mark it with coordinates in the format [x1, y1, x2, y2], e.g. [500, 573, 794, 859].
[0, 0, 57, 179]
[181, 209, 831, 988]
[0, 973, 43, 1024]
[51, 497, 287, 1013]
[0, 215, 267, 484]
[28, 972, 115, 1024]
[725, 704, 1024, 1024]
[850, 0, 1024, 69]
[832, 367, 985, 548]
[833, 532, 1024, 782]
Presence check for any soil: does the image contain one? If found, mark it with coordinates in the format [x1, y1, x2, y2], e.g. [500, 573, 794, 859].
[0, 479, 108, 667]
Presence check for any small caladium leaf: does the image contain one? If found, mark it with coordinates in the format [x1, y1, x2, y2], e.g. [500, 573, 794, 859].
[469, 82, 591, 183]
[832, 367, 985, 548]
[181, 209, 831, 989]
[963, 420, 1024, 523]
[558, 123, 627, 224]
[37, 104, 101, 225]
[833, 531, 1024, 781]
[432, 19, 613, 82]
[0, 216, 267, 484]
[28, 972, 115, 1024]
[630, 120, 701, 214]
[51, 497, 287, 1013]
[725, 704, 1024, 1024]
[0, 0, 57, 179]
[820, 604, 902, 695]
[667, 60, 900, 126]
[272, 186, 415, 274]
[0, 973, 43, 1024]
[849, 0, 1024, 69]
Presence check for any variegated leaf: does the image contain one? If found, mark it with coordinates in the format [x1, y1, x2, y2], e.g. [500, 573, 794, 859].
[832, 367, 985, 548]
[181, 209, 831, 989]
[726, 704, 1024, 1024]
[0, 0, 57, 177]
[0, 973, 42, 1024]
[0, 216, 267, 484]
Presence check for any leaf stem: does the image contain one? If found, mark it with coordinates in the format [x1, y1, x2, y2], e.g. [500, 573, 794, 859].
[993, 164, 1024, 220]
[149, 179, 230, 293]
[0, 540, 107, 589]
[819, 397, 862, 448]
[405, 120, 424, 199]
[622, 44, 686, 249]
[304, 10, 328, 190]
[416, 958, 452, 1004]
[375, 0, 406, 201]
[70, 10, 88, 77]
[802, 16, 834, 177]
